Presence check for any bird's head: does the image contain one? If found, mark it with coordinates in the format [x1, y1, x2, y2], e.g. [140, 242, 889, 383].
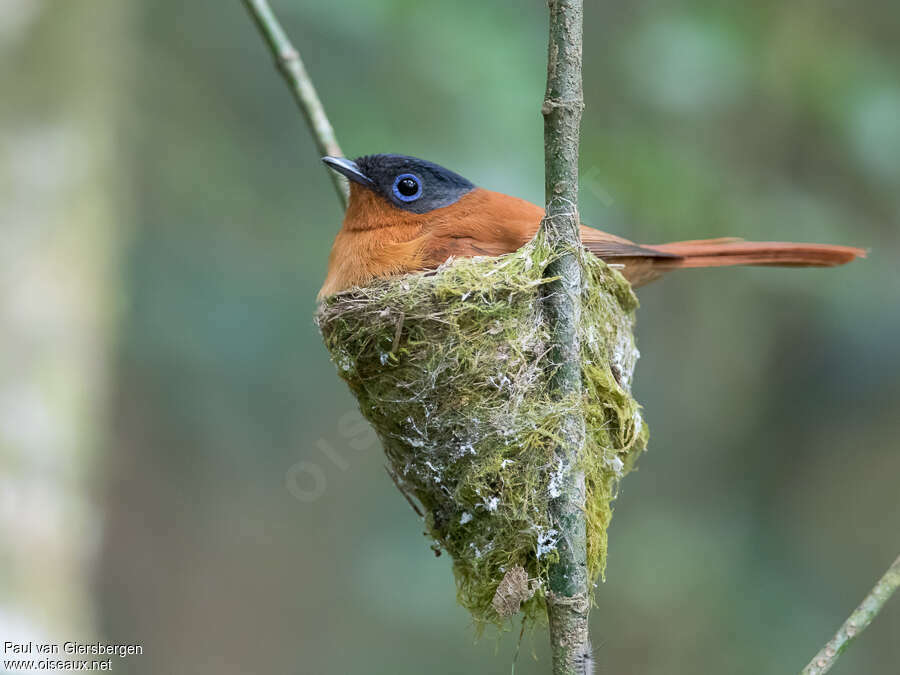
[317, 153, 497, 297]
[322, 154, 475, 227]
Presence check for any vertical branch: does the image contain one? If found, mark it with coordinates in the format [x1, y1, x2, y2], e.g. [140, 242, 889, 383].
[241, 0, 349, 208]
[800, 555, 900, 675]
[538, 1, 588, 674]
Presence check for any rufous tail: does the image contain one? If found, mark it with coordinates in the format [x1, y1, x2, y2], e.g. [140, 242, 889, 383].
[572, 229, 864, 286]
[650, 238, 866, 269]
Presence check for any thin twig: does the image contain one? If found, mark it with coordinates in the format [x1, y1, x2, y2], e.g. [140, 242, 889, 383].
[241, 0, 349, 208]
[800, 554, 900, 675]
[538, 0, 588, 673]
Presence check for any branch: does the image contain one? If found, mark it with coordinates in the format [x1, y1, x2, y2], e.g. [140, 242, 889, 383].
[538, 1, 588, 673]
[241, 0, 348, 208]
[800, 554, 900, 675]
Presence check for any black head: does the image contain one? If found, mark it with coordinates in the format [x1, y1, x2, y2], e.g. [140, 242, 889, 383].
[322, 154, 475, 214]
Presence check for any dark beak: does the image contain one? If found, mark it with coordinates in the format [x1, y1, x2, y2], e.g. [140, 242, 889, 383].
[322, 156, 374, 188]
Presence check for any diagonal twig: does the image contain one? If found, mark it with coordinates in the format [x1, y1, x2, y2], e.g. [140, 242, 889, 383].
[800, 554, 900, 675]
[241, 0, 348, 208]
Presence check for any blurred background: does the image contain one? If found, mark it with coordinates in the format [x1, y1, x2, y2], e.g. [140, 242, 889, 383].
[1, 0, 898, 673]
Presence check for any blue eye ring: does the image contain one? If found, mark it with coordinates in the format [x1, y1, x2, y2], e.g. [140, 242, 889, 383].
[392, 173, 423, 202]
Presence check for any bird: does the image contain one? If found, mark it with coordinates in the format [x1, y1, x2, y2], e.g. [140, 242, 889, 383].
[318, 154, 864, 299]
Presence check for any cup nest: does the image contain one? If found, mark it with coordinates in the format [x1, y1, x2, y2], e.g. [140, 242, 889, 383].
[315, 233, 648, 626]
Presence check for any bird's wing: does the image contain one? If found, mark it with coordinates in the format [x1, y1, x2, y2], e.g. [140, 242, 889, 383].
[579, 226, 681, 260]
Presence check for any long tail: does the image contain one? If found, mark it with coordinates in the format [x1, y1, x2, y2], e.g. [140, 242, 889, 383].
[579, 230, 866, 287]
[650, 237, 866, 269]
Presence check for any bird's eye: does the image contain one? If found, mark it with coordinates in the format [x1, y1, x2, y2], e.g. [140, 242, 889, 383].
[392, 173, 422, 202]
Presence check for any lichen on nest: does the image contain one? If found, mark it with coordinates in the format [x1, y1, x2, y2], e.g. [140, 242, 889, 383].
[315, 233, 648, 627]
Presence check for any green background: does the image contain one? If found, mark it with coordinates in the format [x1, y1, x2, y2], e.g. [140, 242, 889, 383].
[1, 1, 898, 673]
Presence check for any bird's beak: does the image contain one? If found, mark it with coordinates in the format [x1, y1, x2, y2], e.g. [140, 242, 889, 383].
[322, 156, 375, 188]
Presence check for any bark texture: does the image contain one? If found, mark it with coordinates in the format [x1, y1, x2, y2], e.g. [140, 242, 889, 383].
[538, 0, 589, 673]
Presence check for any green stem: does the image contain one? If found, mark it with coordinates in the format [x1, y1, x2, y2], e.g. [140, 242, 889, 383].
[241, 0, 348, 208]
[800, 554, 900, 675]
[538, 0, 588, 673]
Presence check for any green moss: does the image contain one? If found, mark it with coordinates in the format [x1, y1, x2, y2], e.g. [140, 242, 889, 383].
[315, 234, 648, 627]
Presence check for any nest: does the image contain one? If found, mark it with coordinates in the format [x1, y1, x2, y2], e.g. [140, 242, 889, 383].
[315, 234, 648, 626]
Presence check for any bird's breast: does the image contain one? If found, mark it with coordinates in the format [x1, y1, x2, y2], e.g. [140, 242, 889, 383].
[319, 187, 545, 298]
[319, 224, 427, 298]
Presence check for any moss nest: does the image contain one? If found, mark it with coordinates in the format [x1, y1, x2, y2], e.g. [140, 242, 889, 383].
[315, 234, 648, 627]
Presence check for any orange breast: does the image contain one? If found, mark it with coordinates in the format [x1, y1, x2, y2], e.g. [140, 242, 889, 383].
[318, 186, 426, 298]
[319, 187, 544, 298]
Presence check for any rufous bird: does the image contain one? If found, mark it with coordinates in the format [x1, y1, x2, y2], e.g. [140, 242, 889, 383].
[319, 154, 864, 299]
